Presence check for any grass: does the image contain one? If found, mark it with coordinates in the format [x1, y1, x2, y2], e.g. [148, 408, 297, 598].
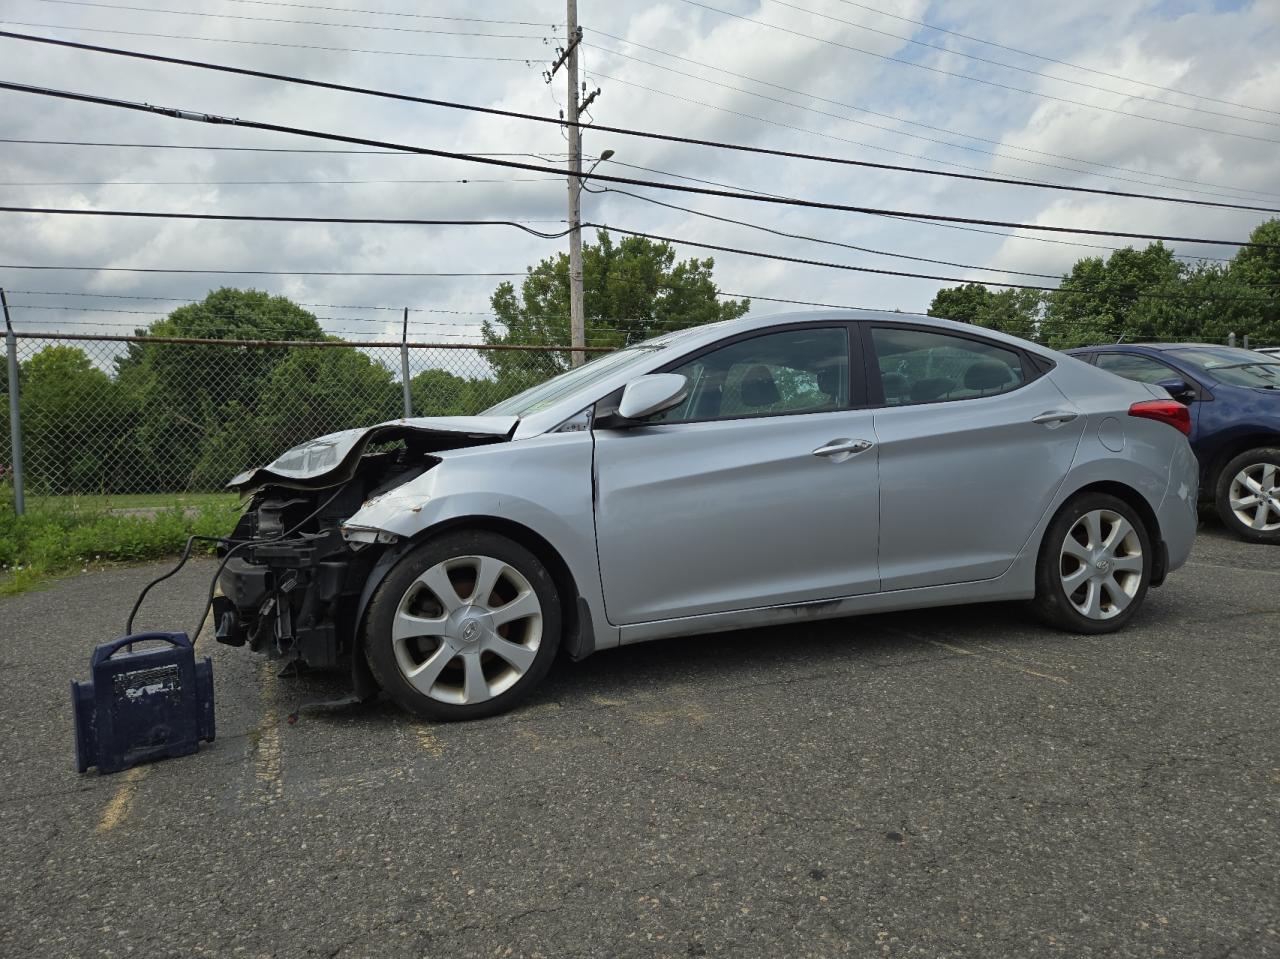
[24, 491, 240, 512]
[0, 489, 242, 596]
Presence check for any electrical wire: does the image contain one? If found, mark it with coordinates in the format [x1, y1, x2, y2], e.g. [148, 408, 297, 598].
[678, 0, 1279, 143]
[826, 0, 1278, 116]
[756, 0, 1278, 128]
[585, 35, 1280, 204]
[0, 18, 550, 61]
[0, 204, 573, 238]
[0, 78, 1274, 248]
[0, 138, 572, 161]
[3, 31, 1278, 214]
[0, 176, 560, 186]
[0, 263, 529, 276]
[584, 183, 1064, 280]
[21, 0, 554, 40]
[219, 0, 558, 28]
[590, 223, 1280, 303]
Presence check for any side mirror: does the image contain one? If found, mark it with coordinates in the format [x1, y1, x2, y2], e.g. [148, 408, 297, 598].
[1156, 377, 1196, 404]
[616, 373, 689, 421]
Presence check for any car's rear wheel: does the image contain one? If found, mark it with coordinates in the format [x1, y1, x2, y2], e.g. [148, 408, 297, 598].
[1031, 493, 1152, 634]
[363, 530, 562, 721]
[1214, 448, 1280, 544]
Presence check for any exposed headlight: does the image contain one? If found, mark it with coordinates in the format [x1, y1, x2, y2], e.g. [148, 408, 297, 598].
[341, 525, 401, 545]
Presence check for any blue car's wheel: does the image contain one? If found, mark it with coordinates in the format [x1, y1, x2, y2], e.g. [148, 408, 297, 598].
[1215, 448, 1280, 544]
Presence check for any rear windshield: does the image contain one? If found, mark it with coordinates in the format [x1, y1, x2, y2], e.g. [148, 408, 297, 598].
[1167, 347, 1280, 390]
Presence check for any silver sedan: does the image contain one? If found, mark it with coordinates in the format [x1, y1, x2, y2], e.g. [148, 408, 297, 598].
[221, 311, 1199, 720]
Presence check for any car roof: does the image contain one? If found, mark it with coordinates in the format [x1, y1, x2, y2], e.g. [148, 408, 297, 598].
[1067, 343, 1220, 353]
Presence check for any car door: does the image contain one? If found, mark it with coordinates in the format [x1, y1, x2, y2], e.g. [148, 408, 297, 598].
[593, 323, 880, 626]
[868, 324, 1087, 591]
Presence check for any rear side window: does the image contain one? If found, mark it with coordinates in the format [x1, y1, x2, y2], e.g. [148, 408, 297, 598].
[870, 327, 1026, 406]
[1095, 352, 1176, 384]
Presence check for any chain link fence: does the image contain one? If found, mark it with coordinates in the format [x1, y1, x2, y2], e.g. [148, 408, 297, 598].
[1, 333, 609, 500]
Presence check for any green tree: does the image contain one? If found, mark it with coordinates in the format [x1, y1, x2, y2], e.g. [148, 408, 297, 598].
[115, 289, 327, 489]
[1230, 218, 1280, 335]
[483, 230, 749, 388]
[20, 346, 134, 493]
[1040, 244, 1185, 348]
[928, 283, 1043, 340]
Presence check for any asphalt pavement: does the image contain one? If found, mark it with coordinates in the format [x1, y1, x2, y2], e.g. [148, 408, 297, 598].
[2, 525, 1277, 958]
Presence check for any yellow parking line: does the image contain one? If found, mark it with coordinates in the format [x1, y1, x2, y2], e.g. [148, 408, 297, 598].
[96, 765, 148, 834]
[928, 639, 1070, 685]
[255, 660, 283, 804]
[416, 725, 445, 758]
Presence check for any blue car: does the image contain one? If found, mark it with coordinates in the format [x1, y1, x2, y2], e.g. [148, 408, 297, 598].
[1067, 344, 1280, 543]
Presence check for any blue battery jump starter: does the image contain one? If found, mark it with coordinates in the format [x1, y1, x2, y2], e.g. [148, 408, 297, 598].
[72, 631, 215, 775]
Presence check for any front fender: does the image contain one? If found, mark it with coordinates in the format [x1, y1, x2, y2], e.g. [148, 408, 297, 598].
[342, 431, 618, 652]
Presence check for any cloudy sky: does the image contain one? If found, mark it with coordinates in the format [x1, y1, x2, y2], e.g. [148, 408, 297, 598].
[1, 0, 1277, 344]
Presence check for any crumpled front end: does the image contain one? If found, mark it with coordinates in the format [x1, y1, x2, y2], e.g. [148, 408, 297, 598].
[214, 417, 514, 675]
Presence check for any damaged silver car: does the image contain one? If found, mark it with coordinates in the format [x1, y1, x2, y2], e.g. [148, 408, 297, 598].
[218, 311, 1199, 720]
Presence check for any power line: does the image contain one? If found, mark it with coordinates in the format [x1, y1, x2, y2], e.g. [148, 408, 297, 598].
[679, 0, 1279, 144]
[757, 0, 1278, 129]
[4, 32, 1279, 216]
[602, 158, 1231, 263]
[0, 204, 573, 237]
[0, 138, 572, 161]
[22, 0, 555, 39]
[586, 35, 1280, 204]
[0, 79, 1273, 250]
[585, 184, 1064, 280]
[827, 0, 1279, 117]
[0, 176, 560, 186]
[218, 0, 558, 28]
[0, 18, 549, 62]
[0, 263, 529, 276]
[591, 223, 1280, 303]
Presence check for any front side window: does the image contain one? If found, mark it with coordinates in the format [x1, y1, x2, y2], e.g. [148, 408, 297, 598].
[1096, 352, 1179, 385]
[871, 327, 1025, 406]
[653, 327, 850, 423]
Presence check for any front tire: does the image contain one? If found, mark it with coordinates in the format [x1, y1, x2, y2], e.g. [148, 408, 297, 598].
[1214, 448, 1280, 544]
[1031, 493, 1152, 634]
[363, 530, 562, 721]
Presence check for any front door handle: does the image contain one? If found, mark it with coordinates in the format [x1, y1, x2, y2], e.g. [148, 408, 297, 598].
[1031, 410, 1079, 428]
[812, 438, 874, 462]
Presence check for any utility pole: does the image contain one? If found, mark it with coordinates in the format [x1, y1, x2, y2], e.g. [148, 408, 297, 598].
[565, 0, 585, 367]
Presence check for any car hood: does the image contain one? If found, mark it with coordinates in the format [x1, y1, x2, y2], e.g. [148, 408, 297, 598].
[228, 415, 518, 492]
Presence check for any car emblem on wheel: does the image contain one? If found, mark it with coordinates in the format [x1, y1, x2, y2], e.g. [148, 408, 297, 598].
[462, 621, 480, 642]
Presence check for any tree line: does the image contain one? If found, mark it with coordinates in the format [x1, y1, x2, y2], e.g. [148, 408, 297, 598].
[926, 219, 1280, 347]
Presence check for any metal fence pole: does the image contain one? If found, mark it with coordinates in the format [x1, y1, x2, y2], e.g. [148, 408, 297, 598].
[2, 289, 25, 515]
[1243, 334, 1251, 350]
[399, 307, 413, 418]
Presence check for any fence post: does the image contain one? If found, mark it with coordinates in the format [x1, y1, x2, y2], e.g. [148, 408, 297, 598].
[1228, 332, 1236, 347]
[1243, 334, 1251, 350]
[399, 307, 413, 419]
[2, 289, 25, 515]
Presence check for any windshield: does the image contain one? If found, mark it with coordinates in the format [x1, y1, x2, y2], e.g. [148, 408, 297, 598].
[483, 345, 663, 416]
[1167, 347, 1280, 390]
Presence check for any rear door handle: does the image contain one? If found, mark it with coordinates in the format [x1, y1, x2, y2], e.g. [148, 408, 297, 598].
[812, 438, 873, 462]
[1031, 410, 1079, 428]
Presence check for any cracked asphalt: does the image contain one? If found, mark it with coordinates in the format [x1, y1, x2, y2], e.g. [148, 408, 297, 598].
[2, 525, 1278, 958]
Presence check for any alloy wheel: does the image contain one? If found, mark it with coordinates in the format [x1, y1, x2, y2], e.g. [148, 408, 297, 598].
[1059, 509, 1145, 620]
[391, 554, 543, 705]
[1228, 463, 1280, 533]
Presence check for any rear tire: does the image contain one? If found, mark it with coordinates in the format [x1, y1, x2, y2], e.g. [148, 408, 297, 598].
[1214, 448, 1280, 544]
[363, 529, 562, 722]
[1031, 493, 1152, 634]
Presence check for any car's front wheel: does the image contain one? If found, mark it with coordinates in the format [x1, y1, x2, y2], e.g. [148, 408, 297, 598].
[1031, 493, 1152, 634]
[363, 529, 562, 721]
[1214, 448, 1280, 544]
